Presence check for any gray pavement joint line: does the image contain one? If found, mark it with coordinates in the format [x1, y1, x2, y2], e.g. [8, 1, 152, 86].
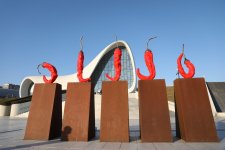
[185, 143, 201, 150]
[0, 129, 23, 134]
[84, 140, 98, 149]
[152, 143, 158, 150]
[84, 140, 92, 148]
[118, 142, 122, 150]
[99, 142, 106, 150]
[102, 142, 107, 150]
[47, 146, 57, 149]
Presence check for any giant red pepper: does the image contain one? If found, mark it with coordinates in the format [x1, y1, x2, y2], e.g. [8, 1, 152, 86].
[105, 47, 122, 81]
[77, 50, 91, 82]
[136, 49, 156, 80]
[177, 53, 195, 78]
[37, 62, 58, 83]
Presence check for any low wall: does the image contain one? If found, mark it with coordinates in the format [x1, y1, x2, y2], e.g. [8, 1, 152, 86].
[13, 91, 216, 119]
[10, 101, 30, 116]
[0, 105, 11, 116]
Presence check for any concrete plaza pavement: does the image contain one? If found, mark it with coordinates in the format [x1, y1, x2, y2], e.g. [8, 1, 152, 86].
[0, 116, 225, 150]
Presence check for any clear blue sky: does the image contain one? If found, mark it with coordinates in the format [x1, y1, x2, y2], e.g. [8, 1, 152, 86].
[0, 0, 225, 86]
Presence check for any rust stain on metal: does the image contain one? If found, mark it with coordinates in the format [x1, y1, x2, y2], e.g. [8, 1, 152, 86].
[24, 83, 62, 140]
[100, 81, 129, 142]
[138, 79, 172, 142]
[174, 78, 218, 142]
[61, 82, 95, 141]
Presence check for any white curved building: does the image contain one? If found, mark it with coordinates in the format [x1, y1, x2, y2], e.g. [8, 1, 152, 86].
[19, 40, 137, 98]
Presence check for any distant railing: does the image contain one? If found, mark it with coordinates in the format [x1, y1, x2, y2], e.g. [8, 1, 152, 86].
[0, 88, 175, 116]
[0, 90, 67, 116]
[0, 96, 32, 106]
[1, 87, 174, 106]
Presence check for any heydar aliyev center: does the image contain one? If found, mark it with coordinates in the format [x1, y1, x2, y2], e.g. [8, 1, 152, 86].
[19, 40, 137, 98]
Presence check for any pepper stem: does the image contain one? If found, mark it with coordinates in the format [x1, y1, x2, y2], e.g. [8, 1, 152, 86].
[115, 34, 119, 48]
[182, 44, 186, 59]
[80, 36, 83, 51]
[37, 63, 43, 74]
[146, 36, 157, 49]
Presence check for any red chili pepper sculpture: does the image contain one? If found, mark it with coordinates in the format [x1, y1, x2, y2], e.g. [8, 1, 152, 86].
[105, 47, 122, 81]
[37, 62, 58, 83]
[136, 49, 156, 80]
[177, 45, 195, 78]
[77, 50, 91, 82]
[136, 37, 157, 80]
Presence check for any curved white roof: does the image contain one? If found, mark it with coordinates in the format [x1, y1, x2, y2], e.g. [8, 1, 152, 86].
[19, 40, 137, 97]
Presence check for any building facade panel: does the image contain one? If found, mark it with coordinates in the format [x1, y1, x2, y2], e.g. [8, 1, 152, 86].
[19, 41, 136, 97]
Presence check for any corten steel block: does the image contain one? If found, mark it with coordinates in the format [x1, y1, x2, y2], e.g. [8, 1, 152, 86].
[174, 78, 218, 142]
[138, 79, 173, 142]
[24, 83, 62, 140]
[61, 82, 95, 141]
[100, 81, 129, 142]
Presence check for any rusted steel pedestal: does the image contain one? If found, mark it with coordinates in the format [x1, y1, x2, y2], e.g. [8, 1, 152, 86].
[61, 82, 95, 141]
[24, 83, 62, 140]
[100, 81, 129, 142]
[174, 78, 218, 142]
[138, 79, 172, 142]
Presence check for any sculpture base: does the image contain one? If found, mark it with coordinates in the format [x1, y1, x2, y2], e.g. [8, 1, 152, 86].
[24, 83, 62, 140]
[61, 82, 95, 141]
[138, 79, 172, 142]
[100, 81, 129, 142]
[174, 78, 218, 142]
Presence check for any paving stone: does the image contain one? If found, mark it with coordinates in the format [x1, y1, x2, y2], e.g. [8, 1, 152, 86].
[84, 141, 105, 150]
[173, 142, 195, 150]
[153, 143, 175, 150]
[0, 117, 225, 150]
[186, 143, 223, 150]
[67, 141, 90, 149]
[120, 143, 138, 150]
[102, 142, 121, 150]
[137, 143, 156, 150]
[38, 141, 73, 149]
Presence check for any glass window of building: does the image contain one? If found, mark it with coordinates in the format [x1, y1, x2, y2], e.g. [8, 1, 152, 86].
[91, 46, 134, 92]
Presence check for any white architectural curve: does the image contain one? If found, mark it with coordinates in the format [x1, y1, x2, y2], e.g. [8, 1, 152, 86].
[19, 40, 137, 97]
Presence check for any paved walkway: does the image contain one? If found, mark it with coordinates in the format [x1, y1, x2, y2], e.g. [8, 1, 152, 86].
[0, 117, 225, 150]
